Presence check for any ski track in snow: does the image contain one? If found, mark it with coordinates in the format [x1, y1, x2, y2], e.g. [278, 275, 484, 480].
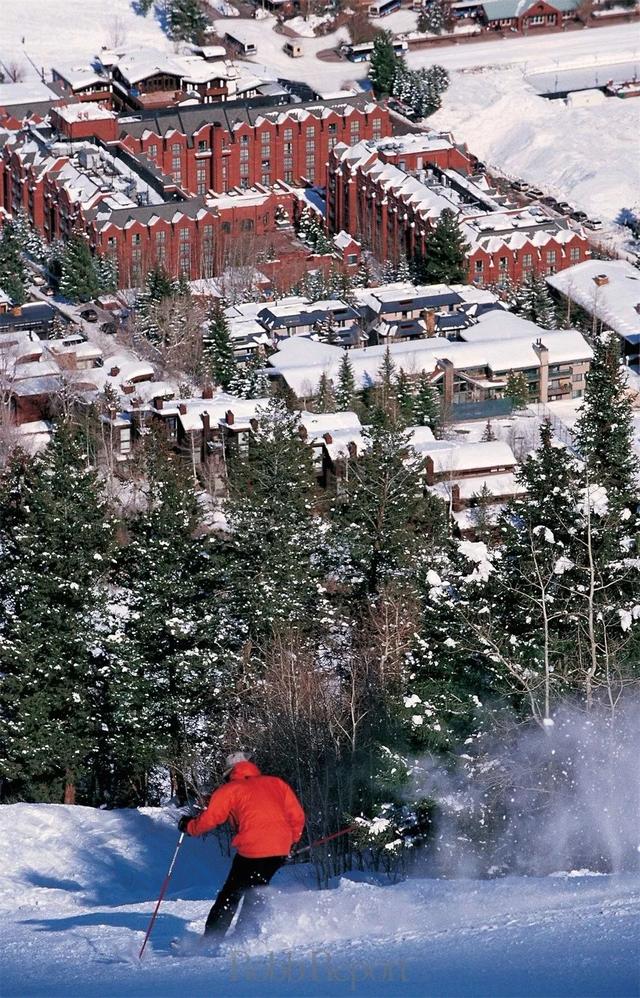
[1, 804, 639, 997]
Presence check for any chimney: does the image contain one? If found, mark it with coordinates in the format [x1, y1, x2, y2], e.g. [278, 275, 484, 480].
[298, 425, 308, 440]
[179, 403, 187, 415]
[323, 431, 333, 445]
[225, 409, 234, 425]
[202, 382, 214, 399]
[424, 309, 436, 337]
[122, 382, 134, 394]
[347, 441, 357, 460]
[451, 483, 462, 513]
[131, 397, 141, 409]
[425, 455, 435, 487]
[201, 411, 210, 436]
[110, 365, 120, 377]
[154, 396, 164, 410]
[250, 417, 258, 432]
[593, 274, 609, 287]
[11, 305, 22, 316]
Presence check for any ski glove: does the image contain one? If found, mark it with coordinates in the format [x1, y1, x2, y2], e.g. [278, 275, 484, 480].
[178, 815, 192, 834]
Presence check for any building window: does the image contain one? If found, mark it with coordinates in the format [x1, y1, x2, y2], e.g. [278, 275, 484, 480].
[522, 253, 532, 268]
[499, 256, 508, 271]
[241, 219, 253, 231]
[155, 230, 166, 263]
[172, 142, 181, 155]
[222, 221, 231, 233]
[372, 117, 382, 140]
[529, 14, 544, 23]
[179, 229, 190, 275]
[350, 121, 360, 142]
[306, 159, 315, 181]
[148, 143, 158, 158]
[284, 127, 293, 141]
[347, 253, 357, 265]
[261, 173, 270, 185]
[241, 134, 249, 145]
[198, 139, 209, 151]
[197, 166, 207, 195]
[570, 247, 581, 261]
[285, 170, 293, 183]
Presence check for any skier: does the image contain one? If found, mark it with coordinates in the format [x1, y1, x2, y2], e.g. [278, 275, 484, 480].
[178, 752, 305, 941]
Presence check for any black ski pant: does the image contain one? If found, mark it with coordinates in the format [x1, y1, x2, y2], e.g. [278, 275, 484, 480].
[204, 853, 286, 937]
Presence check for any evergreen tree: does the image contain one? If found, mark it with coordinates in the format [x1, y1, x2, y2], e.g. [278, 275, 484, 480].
[376, 345, 397, 419]
[505, 371, 530, 410]
[481, 419, 497, 442]
[224, 399, 329, 641]
[59, 233, 100, 303]
[334, 421, 447, 597]
[396, 253, 412, 283]
[315, 372, 337, 413]
[117, 435, 229, 801]
[395, 368, 414, 424]
[228, 353, 270, 399]
[335, 351, 357, 411]
[574, 333, 638, 508]
[0, 426, 114, 803]
[204, 303, 237, 390]
[510, 273, 557, 328]
[95, 252, 118, 294]
[470, 482, 495, 544]
[136, 264, 177, 342]
[169, 0, 207, 41]
[412, 372, 441, 431]
[418, 210, 469, 285]
[0, 222, 27, 305]
[418, 0, 445, 33]
[12, 208, 46, 262]
[369, 31, 399, 97]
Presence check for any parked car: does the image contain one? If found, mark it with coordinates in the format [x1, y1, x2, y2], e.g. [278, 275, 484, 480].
[511, 180, 530, 192]
[32, 275, 47, 287]
[100, 320, 117, 335]
[80, 307, 99, 322]
[528, 187, 543, 199]
[571, 210, 588, 222]
[585, 218, 603, 230]
[474, 160, 486, 173]
[540, 196, 558, 207]
[556, 202, 574, 215]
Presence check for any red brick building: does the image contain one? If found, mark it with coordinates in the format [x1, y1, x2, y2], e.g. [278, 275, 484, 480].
[117, 96, 390, 195]
[327, 138, 590, 284]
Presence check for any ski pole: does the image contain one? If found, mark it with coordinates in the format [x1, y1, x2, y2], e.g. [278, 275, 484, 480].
[292, 824, 358, 857]
[139, 832, 185, 960]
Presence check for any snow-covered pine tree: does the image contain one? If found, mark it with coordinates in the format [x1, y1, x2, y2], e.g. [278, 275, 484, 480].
[524, 273, 557, 329]
[505, 371, 530, 410]
[203, 302, 237, 390]
[396, 253, 412, 283]
[12, 208, 46, 262]
[0, 222, 27, 305]
[412, 371, 441, 431]
[335, 350, 357, 411]
[419, 209, 469, 285]
[376, 345, 398, 420]
[395, 368, 414, 424]
[574, 332, 638, 509]
[94, 253, 118, 294]
[224, 398, 329, 642]
[333, 420, 447, 597]
[315, 372, 337, 412]
[228, 353, 270, 399]
[418, 0, 445, 33]
[0, 424, 114, 804]
[135, 264, 175, 342]
[169, 0, 207, 41]
[59, 232, 100, 303]
[369, 31, 400, 97]
[481, 419, 496, 442]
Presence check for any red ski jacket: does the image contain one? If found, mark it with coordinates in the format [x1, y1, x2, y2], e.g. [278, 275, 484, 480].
[185, 761, 305, 858]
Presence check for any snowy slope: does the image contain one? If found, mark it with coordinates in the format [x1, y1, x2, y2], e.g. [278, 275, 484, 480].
[0, 0, 173, 84]
[1, 804, 639, 997]
[430, 66, 640, 225]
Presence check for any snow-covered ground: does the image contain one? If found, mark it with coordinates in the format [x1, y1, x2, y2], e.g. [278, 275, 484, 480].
[430, 66, 640, 226]
[1, 804, 639, 997]
[0, 0, 173, 84]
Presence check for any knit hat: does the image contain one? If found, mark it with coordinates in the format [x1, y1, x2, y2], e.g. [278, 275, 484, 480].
[223, 751, 252, 777]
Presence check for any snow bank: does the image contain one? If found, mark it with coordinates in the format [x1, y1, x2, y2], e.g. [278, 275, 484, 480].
[430, 66, 640, 224]
[0, 803, 639, 996]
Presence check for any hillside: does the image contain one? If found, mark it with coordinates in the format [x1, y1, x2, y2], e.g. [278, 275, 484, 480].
[1, 804, 638, 997]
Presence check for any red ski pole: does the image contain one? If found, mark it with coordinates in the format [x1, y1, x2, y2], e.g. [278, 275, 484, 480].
[292, 824, 358, 856]
[139, 832, 185, 960]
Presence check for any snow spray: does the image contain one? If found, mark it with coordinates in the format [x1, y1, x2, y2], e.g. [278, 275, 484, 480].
[408, 699, 640, 878]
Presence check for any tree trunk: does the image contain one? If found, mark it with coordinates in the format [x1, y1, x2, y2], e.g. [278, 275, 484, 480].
[64, 773, 76, 805]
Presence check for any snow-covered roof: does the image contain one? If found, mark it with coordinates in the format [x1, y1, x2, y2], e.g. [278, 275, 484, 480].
[52, 63, 107, 89]
[547, 260, 640, 346]
[426, 440, 517, 474]
[0, 81, 59, 107]
[270, 326, 592, 397]
[431, 471, 524, 501]
[54, 103, 115, 123]
[177, 392, 269, 433]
